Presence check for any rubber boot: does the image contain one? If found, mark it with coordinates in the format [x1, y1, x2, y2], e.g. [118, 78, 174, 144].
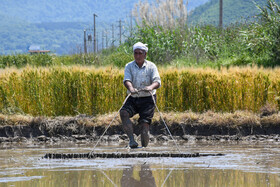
[141, 123, 149, 147]
[120, 110, 138, 148]
[128, 135, 138, 148]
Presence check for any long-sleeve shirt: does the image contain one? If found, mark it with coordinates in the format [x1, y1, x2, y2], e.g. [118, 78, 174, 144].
[123, 60, 161, 97]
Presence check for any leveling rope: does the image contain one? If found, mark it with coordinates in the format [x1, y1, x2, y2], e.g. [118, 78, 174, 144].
[91, 93, 132, 152]
[148, 90, 181, 153]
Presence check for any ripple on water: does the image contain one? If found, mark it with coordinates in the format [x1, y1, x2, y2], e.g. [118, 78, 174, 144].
[1, 142, 280, 186]
[0, 176, 43, 183]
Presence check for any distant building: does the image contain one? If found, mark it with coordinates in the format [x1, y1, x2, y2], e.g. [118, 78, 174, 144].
[28, 45, 50, 54]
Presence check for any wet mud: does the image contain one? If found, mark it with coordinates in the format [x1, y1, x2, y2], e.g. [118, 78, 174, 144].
[0, 114, 280, 143]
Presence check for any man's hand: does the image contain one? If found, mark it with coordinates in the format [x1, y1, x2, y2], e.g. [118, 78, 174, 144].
[129, 88, 138, 95]
[143, 86, 153, 92]
[124, 81, 138, 95]
[143, 82, 159, 92]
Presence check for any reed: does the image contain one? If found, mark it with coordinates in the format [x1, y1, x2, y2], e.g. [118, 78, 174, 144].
[0, 66, 280, 116]
[133, 0, 188, 29]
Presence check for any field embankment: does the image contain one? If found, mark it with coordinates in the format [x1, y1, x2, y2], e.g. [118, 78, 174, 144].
[0, 110, 280, 143]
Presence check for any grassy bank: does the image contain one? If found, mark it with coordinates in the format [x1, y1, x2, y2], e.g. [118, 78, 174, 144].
[0, 66, 280, 116]
[0, 109, 279, 140]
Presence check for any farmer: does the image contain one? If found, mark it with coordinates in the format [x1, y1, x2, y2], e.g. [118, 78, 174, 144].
[120, 42, 161, 148]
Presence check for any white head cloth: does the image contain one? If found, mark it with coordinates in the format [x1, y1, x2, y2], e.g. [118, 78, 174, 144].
[133, 42, 148, 53]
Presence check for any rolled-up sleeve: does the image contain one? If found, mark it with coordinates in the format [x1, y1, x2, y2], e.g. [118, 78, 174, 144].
[123, 64, 132, 84]
[151, 64, 161, 87]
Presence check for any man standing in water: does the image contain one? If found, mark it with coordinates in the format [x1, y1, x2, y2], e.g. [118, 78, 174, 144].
[120, 42, 161, 148]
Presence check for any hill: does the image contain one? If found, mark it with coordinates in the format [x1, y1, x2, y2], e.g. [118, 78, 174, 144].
[188, 0, 280, 26]
[0, 0, 134, 23]
[0, 0, 209, 55]
[0, 0, 208, 24]
[6, 0, 278, 55]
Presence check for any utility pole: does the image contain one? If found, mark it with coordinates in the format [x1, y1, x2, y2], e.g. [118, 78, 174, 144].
[96, 32, 99, 52]
[106, 31, 108, 49]
[93, 13, 98, 53]
[219, 0, 223, 28]
[84, 30, 87, 54]
[118, 19, 122, 45]
[102, 30, 104, 50]
[112, 24, 115, 47]
[130, 12, 133, 37]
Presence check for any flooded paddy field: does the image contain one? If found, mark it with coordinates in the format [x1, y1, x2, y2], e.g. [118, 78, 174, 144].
[0, 141, 280, 187]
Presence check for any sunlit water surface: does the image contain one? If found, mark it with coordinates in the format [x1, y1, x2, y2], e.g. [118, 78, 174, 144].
[0, 141, 280, 187]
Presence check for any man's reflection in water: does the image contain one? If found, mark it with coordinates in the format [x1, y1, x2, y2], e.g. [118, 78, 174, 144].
[121, 164, 156, 187]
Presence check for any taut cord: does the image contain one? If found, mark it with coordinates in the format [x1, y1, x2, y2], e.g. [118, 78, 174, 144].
[148, 90, 182, 153]
[90, 90, 182, 154]
[90, 93, 131, 155]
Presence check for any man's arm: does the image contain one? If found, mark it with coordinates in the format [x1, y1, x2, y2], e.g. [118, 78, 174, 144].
[144, 82, 160, 91]
[144, 63, 161, 91]
[123, 63, 138, 94]
[124, 80, 138, 94]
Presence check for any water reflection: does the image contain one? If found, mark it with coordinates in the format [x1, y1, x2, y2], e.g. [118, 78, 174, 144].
[121, 164, 156, 187]
[1, 142, 280, 186]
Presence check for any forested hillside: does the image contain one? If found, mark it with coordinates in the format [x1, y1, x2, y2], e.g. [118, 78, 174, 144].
[0, 0, 133, 23]
[0, 0, 207, 23]
[189, 0, 280, 25]
[0, 0, 209, 55]
[0, 15, 87, 54]
[0, 0, 138, 54]
[1, 0, 275, 55]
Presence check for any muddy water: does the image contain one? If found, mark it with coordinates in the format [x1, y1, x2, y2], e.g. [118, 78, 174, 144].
[0, 141, 280, 187]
